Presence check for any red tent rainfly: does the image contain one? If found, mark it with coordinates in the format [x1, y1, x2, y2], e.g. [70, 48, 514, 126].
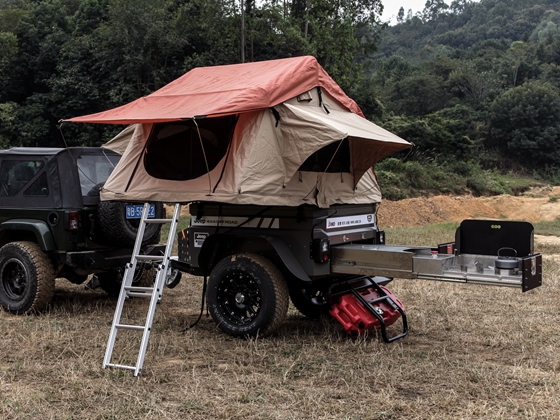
[64, 56, 364, 124]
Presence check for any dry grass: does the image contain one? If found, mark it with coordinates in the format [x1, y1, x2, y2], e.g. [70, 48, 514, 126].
[1, 229, 560, 419]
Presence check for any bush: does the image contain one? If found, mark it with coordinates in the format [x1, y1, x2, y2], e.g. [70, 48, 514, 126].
[375, 157, 511, 199]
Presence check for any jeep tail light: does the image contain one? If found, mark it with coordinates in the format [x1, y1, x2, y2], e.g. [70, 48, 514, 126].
[66, 211, 79, 231]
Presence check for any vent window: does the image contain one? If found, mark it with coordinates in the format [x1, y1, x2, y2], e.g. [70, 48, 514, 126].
[298, 139, 351, 173]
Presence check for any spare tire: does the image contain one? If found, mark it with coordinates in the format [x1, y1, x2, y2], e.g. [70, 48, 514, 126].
[98, 201, 164, 248]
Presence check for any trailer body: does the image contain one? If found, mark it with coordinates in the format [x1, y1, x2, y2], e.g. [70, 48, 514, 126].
[172, 202, 541, 340]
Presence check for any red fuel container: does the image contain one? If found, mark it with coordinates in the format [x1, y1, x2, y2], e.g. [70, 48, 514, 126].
[329, 285, 405, 338]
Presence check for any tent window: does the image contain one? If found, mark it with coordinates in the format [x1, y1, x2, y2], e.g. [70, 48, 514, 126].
[144, 116, 236, 181]
[298, 139, 351, 173]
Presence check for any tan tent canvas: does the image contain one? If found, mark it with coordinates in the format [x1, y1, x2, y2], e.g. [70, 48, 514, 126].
[66, 57, 411, 207]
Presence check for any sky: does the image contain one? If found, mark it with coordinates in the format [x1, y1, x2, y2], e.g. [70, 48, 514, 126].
[380, 1, 428, 24]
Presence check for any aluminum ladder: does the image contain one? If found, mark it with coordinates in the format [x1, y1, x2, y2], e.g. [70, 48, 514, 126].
[103, 203, 181, 376]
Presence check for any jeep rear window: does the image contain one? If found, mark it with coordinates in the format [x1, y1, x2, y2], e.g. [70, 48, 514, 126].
[0, 160, 45, 197]
[77, 154, 120, 196]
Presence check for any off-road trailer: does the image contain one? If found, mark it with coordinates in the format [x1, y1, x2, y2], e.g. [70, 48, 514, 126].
[62, 57, 542, 374]
[170, 202, 542, 341]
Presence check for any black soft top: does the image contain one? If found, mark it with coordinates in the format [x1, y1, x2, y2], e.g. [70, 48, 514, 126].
[0, 147, 120, 209]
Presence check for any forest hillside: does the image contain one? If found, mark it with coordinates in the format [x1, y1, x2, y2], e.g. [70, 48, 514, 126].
[1, 0, 560, 197]
[371, 0, 560, 197]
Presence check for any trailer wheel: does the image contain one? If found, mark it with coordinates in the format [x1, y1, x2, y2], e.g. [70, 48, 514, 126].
[289, 283, 330, 319]
[207, 253, 289, 338]
[0, 241, 55, 314]
[165, 268, 182, 289]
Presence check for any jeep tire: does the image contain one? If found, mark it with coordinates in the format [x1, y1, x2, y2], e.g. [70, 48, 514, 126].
[207, 253, 289, 338]
[98, 201, 164, 248]
[0, 241, 56, 314]
[97, 265, 157, 297]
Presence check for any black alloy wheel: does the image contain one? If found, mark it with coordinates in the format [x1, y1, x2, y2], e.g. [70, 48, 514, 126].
[207, 253, 289, 338]
[0, 241, 55, 314]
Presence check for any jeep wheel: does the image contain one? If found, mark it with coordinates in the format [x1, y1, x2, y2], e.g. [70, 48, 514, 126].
[207, 253, 289, 338]
[0, 242, 55, 314]
[98, 201, 164, 248]
[97, 265, 156, 297]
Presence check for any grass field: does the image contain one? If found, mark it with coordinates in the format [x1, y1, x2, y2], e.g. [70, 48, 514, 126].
[1, 223, 559, 419]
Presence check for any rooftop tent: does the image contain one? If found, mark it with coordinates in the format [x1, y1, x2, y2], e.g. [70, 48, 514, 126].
[66, 56, 411, 207]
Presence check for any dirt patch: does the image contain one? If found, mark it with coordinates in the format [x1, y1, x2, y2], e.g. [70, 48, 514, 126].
[377, 186, 560, 228]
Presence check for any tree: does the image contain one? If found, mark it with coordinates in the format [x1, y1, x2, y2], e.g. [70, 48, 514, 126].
[448, 61, 497, 104]
[397, 6, 404, 24]
[386, 72, 449, 116]
[423, 0, 449, 21]
[0, 32, 17, 98]
[290, 0, 385, 89]
[488, 82, 560, 167]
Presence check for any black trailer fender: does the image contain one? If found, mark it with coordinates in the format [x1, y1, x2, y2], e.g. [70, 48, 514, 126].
[198, 233, 310, 282]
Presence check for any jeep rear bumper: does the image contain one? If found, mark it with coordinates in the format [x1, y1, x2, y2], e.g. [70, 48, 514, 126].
[64, 244, 167, 271]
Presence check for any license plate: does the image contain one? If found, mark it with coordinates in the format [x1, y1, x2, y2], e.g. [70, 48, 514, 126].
[125, 204, 155, 219]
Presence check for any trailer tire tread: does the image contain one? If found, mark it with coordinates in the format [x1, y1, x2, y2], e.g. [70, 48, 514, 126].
[208, 253, 289, 338]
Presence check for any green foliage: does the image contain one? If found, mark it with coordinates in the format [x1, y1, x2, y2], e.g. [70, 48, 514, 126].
[488, 81, 560, 167]
[1, 0, 560, 197]
[0, 0, 386, 146]
[374, 0, 560, 186]
[381, 112, 477, 162]
[375, 156, 511, 200]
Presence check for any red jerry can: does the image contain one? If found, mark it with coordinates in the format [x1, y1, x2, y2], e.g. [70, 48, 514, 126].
[329, 285, 405, 338]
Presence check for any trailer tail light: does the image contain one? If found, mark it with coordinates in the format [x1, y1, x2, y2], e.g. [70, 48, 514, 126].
[66, 211, 80, 231]
[312, 238, 330, 263]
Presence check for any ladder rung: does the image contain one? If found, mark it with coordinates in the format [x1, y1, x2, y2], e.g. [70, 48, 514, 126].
[144, 218, 172, 224]
[105, 363, 137, 371]
[124, 286, 154, 293]
[126, 292, 154, 298]
[135, 255, 164, 261]
[115, 323, 146, 331]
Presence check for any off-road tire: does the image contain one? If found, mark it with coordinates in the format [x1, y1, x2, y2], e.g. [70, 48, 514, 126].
[98, 265, 156, 297]
[0, 241, 56, 314]
[98, 201, 164, 248]
[289, 282, 330, 319]
[96, 269, 121, 298]
[207, 253, 289, 338]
